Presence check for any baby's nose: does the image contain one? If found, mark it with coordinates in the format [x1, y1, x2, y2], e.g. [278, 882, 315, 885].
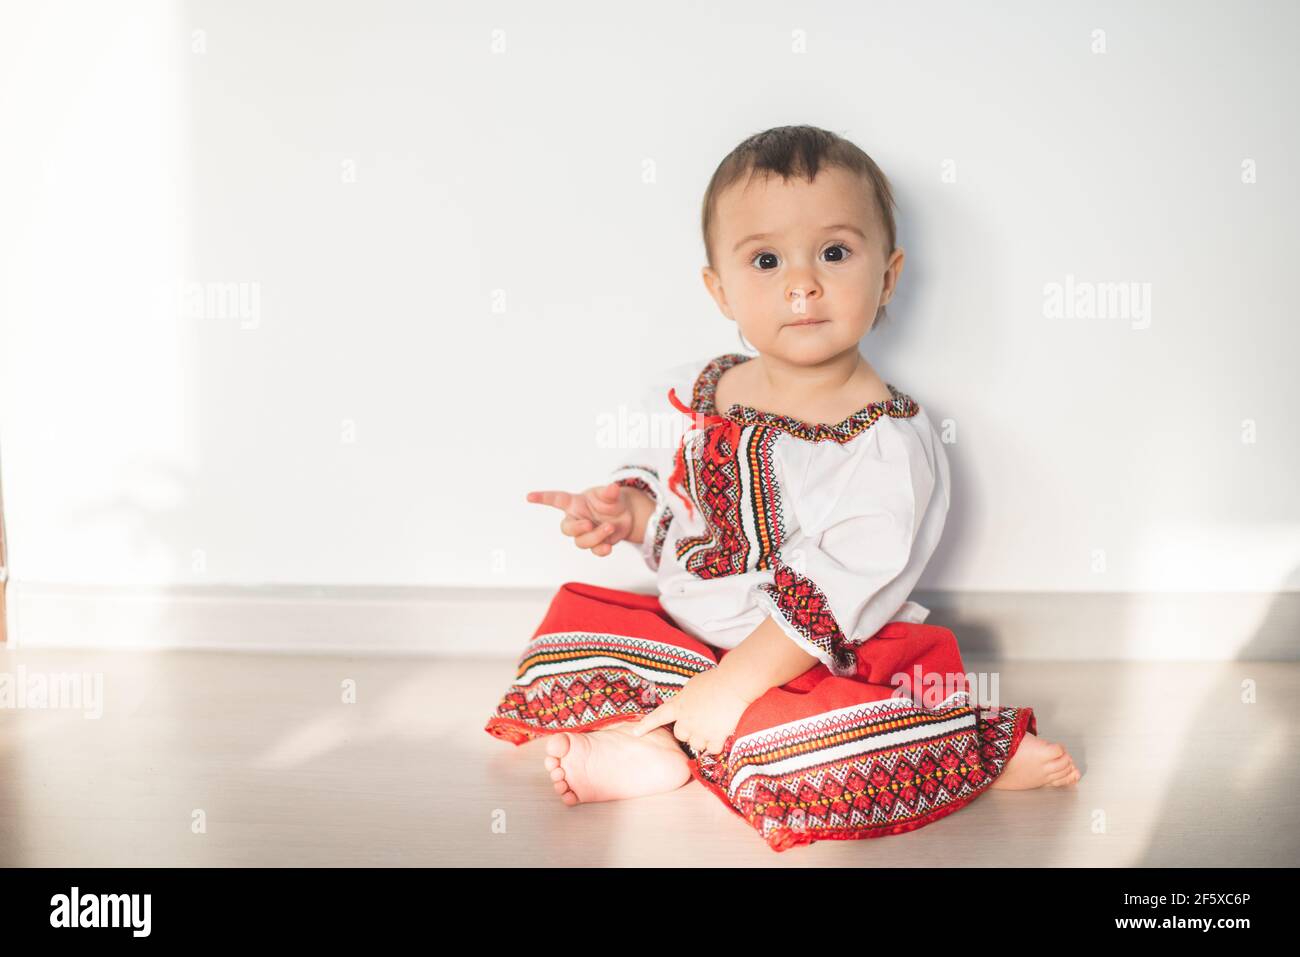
[787, 287, 820, 312]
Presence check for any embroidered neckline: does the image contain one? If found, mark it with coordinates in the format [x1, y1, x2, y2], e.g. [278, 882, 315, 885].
[690, 352, 920, 444]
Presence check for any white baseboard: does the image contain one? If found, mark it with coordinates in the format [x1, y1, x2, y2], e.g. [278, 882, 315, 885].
[4, 582, 1297, 660]
[3, 583, 553, 658]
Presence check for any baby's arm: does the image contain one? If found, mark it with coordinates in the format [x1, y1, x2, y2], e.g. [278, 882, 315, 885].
[632, 616, 820, 754]
[713, 615, 821, 703]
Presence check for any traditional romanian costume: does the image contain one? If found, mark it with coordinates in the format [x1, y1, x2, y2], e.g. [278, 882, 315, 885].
[485, 352, 1036, 851]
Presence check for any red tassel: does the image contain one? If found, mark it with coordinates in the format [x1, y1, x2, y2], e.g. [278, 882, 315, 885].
[665, 387, 740, 520]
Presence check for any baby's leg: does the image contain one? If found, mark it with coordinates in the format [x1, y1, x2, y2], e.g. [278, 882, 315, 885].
[543, 722, 692, 804]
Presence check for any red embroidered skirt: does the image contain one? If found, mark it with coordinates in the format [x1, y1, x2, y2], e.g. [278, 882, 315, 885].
[484, 581, 1036, 852]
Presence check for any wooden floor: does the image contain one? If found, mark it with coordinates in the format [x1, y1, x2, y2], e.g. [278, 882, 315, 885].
[0, 648, 1295, 866]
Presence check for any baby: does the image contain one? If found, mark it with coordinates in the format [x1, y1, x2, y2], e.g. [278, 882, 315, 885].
[511, 125, 1078, 842]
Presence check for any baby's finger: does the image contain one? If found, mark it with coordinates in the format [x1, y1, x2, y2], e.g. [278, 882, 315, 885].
[526, 490, 575, 513]
[573, 521, 617, 550]
[588, 483, 627, 517]
[631, 702, 675, 736]
[590, 481, 621, 504]
[559, 515, 594, 537]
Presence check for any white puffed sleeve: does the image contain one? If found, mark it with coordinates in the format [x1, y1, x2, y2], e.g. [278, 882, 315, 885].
[753, 415, 950, 676]
[605, 372, 683, 573]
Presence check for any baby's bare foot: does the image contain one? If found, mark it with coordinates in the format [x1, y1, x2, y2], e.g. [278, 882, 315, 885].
[991, 730, 1082, 790]
[542, 722, 692, 804]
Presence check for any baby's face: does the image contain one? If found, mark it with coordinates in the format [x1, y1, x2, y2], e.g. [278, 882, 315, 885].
[702, 166, 903, 363]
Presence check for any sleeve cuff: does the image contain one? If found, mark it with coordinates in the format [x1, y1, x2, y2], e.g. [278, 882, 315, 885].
[753, 575, 859, 678]
[611, 467, 672, 573]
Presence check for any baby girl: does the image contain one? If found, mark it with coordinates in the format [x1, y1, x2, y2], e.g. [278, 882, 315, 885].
[489, 124, 1079, 851]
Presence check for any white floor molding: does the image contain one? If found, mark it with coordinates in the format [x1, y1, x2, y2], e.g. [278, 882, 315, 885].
[5, 582, 1298, 660]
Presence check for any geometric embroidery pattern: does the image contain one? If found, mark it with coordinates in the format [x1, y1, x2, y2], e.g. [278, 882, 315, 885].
[483, 623, 1038, 852]
[484, 631, 715, 745]
[755, 559, 858, 675]
[691, 692, 1037, 851]
[693, 352, 920, 444]
[673, 424, 783, 578]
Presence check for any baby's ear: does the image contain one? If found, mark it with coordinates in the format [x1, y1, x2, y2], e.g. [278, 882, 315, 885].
[700, 266, 732, 319]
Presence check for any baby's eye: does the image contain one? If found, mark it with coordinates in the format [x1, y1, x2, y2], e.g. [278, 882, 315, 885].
[748, 245, 852, 270]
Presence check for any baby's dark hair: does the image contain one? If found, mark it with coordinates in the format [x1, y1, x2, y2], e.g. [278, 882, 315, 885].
[701, 125, 899, 325]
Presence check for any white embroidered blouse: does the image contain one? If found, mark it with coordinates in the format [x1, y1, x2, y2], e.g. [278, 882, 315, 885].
[609, 352, 951, 677]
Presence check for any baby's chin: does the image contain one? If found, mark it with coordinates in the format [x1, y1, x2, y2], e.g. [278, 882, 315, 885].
[759, 326, 869, 359]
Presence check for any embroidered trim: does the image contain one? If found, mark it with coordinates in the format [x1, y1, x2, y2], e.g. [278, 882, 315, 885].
[612, 468, 674, 571]
[756, 559, 859, 676]
[688, 697, 1037, 852]
[612, 473, 655, 499]
[726, 690, 974, 759]
[692, 352, 920, 444]
[485, 631, 716, 742]
[649, 504, 673, 568]
[672, 421, 783, 579]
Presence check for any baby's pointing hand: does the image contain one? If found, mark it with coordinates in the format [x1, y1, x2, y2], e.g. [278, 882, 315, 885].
[525, 482, 634, 557]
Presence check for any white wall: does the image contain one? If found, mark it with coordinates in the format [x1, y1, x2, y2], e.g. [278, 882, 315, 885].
[2, 1, 1297, 615]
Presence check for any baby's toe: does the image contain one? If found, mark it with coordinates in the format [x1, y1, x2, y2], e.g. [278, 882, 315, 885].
[1049, 765, 1081, 786]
